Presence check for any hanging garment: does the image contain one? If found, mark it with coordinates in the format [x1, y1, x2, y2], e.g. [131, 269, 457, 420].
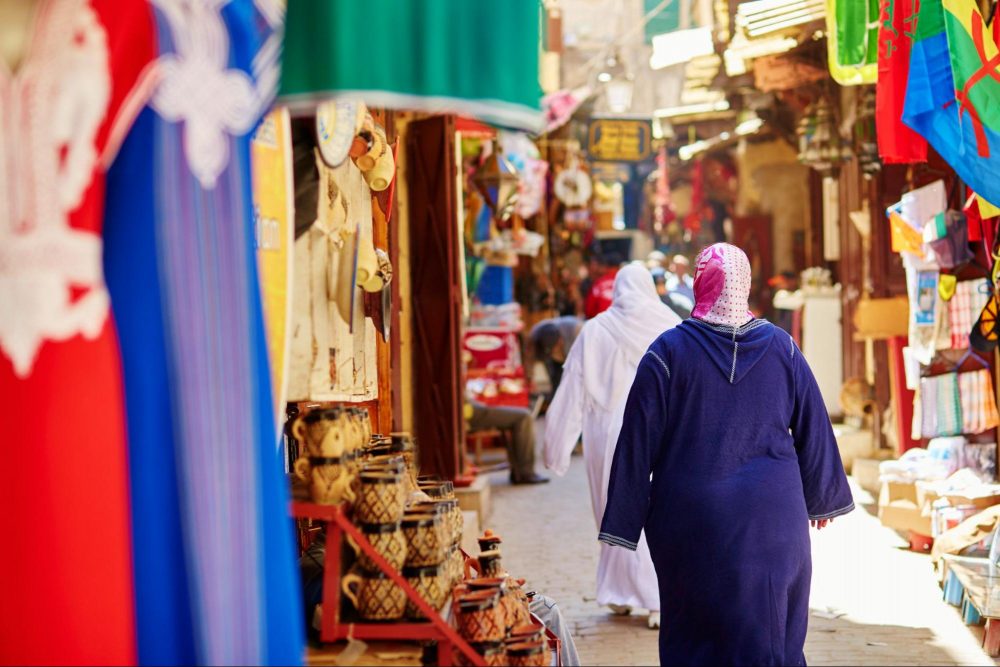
[921, 372, 963, 437]
[877, 0, 928, 162]
[826, 0, 879, 84]
[544, 264, 681, 611]
[903, 0, 1000, 206]
[936, 372, 964, 435]
[958, 369, 1000, 434]
[949, 280, 992, 349]
[600, 318, 853, 665]
[104, 1, 303, 664]
[928, 211, 974, 269]
[0, 1, 156, 663]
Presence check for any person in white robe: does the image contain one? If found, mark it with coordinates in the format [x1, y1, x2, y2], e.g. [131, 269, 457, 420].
[543, 263, 681, 629]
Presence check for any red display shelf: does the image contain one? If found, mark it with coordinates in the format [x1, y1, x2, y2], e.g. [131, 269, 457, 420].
[290, 501, 485, 666]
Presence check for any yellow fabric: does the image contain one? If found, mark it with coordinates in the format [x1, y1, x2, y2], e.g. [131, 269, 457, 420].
[939, 274, 958, 301]
[890, 212, 925, 254]
[978, 195, 1000, 219]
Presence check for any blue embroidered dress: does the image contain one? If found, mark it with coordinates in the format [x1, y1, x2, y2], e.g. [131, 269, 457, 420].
[600, 318, 854, 666]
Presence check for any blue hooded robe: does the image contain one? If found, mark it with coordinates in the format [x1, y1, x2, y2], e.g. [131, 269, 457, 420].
[600, 318, 854, 666]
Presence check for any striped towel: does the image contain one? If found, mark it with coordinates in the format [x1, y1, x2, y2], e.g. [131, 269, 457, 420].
[949, 280, 992, 349]
[935, 373, 963, 436]
[959, 369, 1000, 435]
[920, 375, 939, 438]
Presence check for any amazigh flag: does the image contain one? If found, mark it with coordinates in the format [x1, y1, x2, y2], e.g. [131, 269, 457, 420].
[903, 0, 1000, 205]
[876, 0, 928, 163]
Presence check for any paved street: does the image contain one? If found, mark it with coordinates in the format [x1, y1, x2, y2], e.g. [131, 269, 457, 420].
[485, 434, 999, 666]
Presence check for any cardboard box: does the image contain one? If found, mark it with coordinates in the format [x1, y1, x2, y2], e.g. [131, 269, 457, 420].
[878, 480, 933, 535]
[916, 481, 1000, 518]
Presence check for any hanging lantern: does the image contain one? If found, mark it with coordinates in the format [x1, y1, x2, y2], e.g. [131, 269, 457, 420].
[472, 151, 520, 221]
[854, 87, 880, 175]
[796, 98, 851, 174]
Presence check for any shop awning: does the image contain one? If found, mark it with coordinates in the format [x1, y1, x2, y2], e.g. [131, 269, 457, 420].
[278, 0, 544, 133]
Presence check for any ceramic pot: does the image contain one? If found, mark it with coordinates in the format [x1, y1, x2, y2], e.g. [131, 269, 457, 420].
[507, 622, 545, 645]
[293, 408, 347, 459]
[294, 456, 354, 505]
[456, 590, 505, 644]
[356, 122, 385, 171]
[356, 470, 406, 524]
[506, 640, 548, 667]
[363, 145, 395, 192]
[349, 521, 407, 573]
[341, 570, 406, 621]
[458, 641, 506, 667]
[402, 512, 447, 567]
[478, 534, 502, 553]
[404, 564, 450, 619]
[446, 543, 465, 587]
[478, 550, 505, 578]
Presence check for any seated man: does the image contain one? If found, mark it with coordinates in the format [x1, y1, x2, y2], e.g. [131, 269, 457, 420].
[467, 397, 549, 485]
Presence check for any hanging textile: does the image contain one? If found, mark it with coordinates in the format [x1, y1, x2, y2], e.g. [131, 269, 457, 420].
[104, 1, 303, 664]
[949, 280, 993, 348]
[876, 0, 928, 162]
[920, 372, 964, 436]
[903, 0, 1000, 205]
[0, 1, 157, 663]
[959, 368, 1000, 433]
[279, 0, 543, 132]
[826, 0, 880, 85]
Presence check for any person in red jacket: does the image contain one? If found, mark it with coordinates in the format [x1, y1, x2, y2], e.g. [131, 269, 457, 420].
[584, 253, 624, 319]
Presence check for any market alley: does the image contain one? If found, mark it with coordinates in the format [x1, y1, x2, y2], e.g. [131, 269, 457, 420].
[485, 430, 999, 667]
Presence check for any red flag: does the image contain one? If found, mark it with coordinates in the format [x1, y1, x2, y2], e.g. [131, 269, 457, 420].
[876, 0, 928, 163]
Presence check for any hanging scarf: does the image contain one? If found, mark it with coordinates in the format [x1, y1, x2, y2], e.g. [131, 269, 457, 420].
[692, 243, 755, 327]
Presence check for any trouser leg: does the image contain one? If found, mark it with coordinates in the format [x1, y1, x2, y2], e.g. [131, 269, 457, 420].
[544, 359, 564, 395]
[468, 403, 536, 479]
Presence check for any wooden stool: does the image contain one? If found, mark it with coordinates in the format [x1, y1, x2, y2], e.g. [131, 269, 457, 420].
[467, 428, 509, 470]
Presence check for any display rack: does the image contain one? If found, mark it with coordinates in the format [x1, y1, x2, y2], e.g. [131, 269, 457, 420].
[291, 502, 485, 666]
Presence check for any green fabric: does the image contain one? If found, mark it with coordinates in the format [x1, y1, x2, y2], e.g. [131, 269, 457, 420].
[835, 0, 879, 66]
[644, 0, 681, 43]
[279, 0, 543, 132]
[914, 0, 946, 41]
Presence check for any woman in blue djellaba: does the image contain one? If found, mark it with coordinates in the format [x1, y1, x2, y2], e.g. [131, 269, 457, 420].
[600, 243, 854, 666]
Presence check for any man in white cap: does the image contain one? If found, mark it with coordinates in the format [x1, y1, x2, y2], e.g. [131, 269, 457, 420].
[645, 250, 667, 271]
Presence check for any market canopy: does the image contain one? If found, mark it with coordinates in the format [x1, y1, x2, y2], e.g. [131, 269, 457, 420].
[278, 0, 544, 133]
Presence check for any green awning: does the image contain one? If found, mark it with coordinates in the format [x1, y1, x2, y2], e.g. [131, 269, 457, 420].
[279, 0, 544, 133]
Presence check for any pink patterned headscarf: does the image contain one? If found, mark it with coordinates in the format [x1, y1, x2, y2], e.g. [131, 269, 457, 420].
[691, 243, 754, 327]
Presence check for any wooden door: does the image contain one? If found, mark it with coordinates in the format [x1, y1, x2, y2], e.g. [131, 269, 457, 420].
[406, 115, 464, 480]
[731, 215, 773, 317]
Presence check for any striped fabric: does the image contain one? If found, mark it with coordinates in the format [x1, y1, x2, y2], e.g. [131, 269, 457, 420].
[949, 280, 991, 349]
[959, 369, 1000, 434]
[920, 375, 939, 437]
[921, 373, 964, 437]
[937, 373, 964, 436]
[115, 2, 303, 664]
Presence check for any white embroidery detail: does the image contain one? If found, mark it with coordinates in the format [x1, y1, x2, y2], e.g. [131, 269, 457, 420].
[646, 350, 670, 379]
[0, 1, 113, 377]
[151, 0, 257, 189]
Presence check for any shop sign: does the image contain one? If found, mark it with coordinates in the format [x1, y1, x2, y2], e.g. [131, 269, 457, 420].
[586, 119, 652, 162]
[251, 108, 295, 434]
[590, 161, 633, 183]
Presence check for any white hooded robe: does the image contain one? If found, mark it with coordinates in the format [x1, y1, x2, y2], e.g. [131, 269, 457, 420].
[543, 263, 681, 610]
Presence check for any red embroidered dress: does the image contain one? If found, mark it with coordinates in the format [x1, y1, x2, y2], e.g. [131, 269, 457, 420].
[0, 1, 155, 662]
